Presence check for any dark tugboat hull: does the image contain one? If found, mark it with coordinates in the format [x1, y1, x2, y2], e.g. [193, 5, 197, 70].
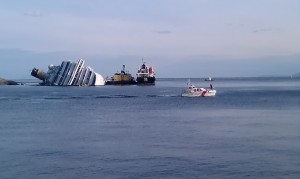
[136, 77, 155, 85]
[106, 80, 137, 85]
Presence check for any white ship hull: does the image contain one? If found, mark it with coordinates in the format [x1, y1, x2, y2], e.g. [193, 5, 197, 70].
[181, 89, 216, 97]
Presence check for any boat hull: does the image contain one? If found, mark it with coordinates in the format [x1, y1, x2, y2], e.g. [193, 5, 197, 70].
[106, 80, 137, 85]
[181, 90, 216, 97]
[136, 77, 155, 85]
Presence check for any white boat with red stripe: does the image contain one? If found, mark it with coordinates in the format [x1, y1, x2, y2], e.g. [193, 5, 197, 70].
[181, 81, 216, 97]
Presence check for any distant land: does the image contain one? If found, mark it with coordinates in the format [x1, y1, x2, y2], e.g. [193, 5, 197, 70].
[292, 72, 300, 78]
[1, 48, 300, 79]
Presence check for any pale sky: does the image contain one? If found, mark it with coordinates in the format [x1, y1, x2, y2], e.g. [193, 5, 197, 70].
[0, 0, 300, 78]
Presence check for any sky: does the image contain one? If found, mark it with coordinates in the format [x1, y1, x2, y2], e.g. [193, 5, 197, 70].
[0, 0, 300, 79]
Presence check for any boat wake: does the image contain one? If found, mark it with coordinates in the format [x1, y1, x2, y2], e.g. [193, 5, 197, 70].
[0, 94, 182, 102]
[96, 95, 138, 98]
[146, 94, 179, 98]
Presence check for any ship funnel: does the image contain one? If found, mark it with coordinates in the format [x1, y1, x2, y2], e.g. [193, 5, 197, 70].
[31, 68, 47, 81]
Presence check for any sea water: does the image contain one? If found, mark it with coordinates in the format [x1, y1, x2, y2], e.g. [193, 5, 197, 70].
[0, 77, 299, 179]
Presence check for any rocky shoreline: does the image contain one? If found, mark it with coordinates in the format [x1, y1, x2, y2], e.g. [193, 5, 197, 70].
[0, 77, 18, 85]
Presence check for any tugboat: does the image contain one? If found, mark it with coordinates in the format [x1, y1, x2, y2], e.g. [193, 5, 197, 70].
[136, 62, 155, 85]
[106, 65, 136, 85]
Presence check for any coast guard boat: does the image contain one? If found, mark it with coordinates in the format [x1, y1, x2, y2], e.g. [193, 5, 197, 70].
[181, 81, 216, 97]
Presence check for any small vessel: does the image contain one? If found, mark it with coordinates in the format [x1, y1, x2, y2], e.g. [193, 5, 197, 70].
[205, 76, 213, 81]
[136, 62, 155, 85]
[181, 81, 216, 97]
[31, 59, 105, 86]
[106, 65, 136, 85]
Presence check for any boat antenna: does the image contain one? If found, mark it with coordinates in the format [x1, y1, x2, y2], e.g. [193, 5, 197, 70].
[187, 79, 191, 85]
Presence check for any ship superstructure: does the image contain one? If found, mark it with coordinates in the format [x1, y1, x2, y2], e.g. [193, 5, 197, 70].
[31, 59, 105, 86]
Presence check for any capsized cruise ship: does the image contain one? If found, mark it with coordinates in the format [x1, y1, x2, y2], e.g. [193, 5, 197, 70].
[31, 59, 105, 86]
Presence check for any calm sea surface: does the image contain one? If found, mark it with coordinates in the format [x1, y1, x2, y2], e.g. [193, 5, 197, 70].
[0, 77, 300, 179]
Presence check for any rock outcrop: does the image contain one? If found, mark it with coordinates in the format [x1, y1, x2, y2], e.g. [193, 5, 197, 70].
[0, 77, 18, 85]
